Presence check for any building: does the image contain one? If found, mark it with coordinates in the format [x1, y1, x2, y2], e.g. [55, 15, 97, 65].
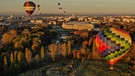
[30, 19, 43, 24]
[62, 21, 94, 31]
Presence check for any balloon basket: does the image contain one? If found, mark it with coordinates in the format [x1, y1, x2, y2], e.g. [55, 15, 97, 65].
[110, 65, 114, 70]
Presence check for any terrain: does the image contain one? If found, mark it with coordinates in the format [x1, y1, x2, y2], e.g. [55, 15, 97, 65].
[19, 59, 135, 76]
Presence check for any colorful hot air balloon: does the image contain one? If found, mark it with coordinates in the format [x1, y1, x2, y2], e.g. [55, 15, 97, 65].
[23, 1, 36, 16]
[96, 28, 132, 70]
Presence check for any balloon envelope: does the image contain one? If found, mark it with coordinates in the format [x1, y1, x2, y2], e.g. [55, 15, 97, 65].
[96, 28, 132, 65]
[23, 1, 36, 16]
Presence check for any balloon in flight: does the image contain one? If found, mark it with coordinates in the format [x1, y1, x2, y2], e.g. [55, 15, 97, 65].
[96, 28, 132, 67]
[58, 3, 60, 5]
[37, 4, 40, 10]
[59, 7, 62, 10]
[23, 1, 36, 16]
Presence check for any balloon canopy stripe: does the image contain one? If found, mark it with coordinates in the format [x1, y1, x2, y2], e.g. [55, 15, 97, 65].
[24, 1, 36, 7]
[96, 28, 132, 65]
[24, 6, 35, 11]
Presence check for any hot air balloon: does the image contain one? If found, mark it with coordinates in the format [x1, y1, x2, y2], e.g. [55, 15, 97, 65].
[58, 3, 60, 5]
[59, 7, 62, 10]
[23, 1, 36, 17]
[64, 11, 66, 13]
[96, 28, 132, 70]
[37, 4, 40, 10]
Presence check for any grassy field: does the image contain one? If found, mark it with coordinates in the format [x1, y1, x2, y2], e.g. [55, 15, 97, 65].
[73, 59, 135, 76]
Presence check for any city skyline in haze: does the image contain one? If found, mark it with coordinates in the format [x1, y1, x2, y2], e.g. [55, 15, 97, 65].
[1, 0, 135, 16]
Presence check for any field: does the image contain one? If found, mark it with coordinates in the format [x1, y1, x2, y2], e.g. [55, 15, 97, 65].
[19, 59, 135, 76]
[74, 59, 135, 76]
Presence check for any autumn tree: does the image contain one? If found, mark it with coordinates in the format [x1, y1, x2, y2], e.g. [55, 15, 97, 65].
[82, 41, 88, 49]
[48, 44, 57, 61]
[67, 40, 71, 56]
[80, 48, 87, 62]
[31, 37, 41, 51]
[17, 51, 22, 63]
[34, 54, 39, 62]
[25, 48, 32, 63]
[92, 39, 101, 59]
[3, 55, 7, 65]
[61, 43, 67, 59]
[80, 31, 88, 40]
[12, 36, 24, 50]
[1, 29, 17, 45]
[10, 52, 14, 63]
[14, 50, 17, 62]
[40, 46, 45, 60]
[77, 51, 81, 59]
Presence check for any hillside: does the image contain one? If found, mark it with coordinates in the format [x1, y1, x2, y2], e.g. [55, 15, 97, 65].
[18, 59, 135, 76]
[74, 59, 135, 76]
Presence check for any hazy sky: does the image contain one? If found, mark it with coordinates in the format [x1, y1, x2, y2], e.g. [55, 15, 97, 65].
[0, 0, 135, 16]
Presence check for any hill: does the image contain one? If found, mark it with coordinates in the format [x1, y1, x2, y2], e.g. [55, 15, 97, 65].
[74, 59, 135, 76]
[18, 59, 135, 76]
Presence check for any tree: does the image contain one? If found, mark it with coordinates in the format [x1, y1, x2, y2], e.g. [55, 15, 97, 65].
[1, 29, 17, 45]
[82, 41, 88, 49]
[80, 31, 88, 40]
[41, 46, 45, 60]
[10, 52, 14, 63]
[48, 44, 57, 61]
[12, 36, 24, 51]
[34, 54, 39, 62]
[92, 39, 101, 59]
[17, 51, 22, 63]
[4, 55, 7, 65]
[31, 37, 41, 51]
[14, 50, 17, 62]
[67, 40, 71, 56]
[61, 43, 67, 59]
[25, 48, 32, 63]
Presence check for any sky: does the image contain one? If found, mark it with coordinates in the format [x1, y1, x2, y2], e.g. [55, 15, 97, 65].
[0, 0, 135, 16]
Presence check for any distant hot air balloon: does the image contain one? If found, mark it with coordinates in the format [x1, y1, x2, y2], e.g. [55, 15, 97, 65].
[96, 28, 132, 70]
[23, 1, 36, 17]
[64, 11, 66, 13]
[37, 4, 40, 10]
[58, 3, 60, 5]
[59, 7, 62, 10]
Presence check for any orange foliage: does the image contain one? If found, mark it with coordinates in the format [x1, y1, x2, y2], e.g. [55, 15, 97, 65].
[41, 46, 45, 59]
[73, 50, 79, 58]
[18, 51, 22, 62]
[80, 31, 88, 38]
[25, 48, 32, 63]
[10, 52, 14, 63]
[4, 56, 7, 65]
[34, 54, 39, 61]
[1, 29, 17, 45]
[82, 41, 88, 48]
